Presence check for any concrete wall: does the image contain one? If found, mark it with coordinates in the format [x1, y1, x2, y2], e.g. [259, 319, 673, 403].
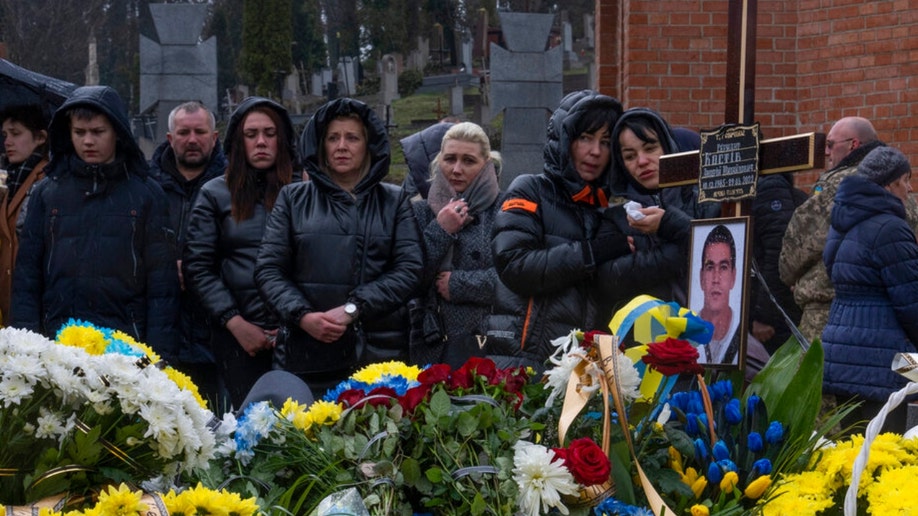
[596, 0, 918, 191]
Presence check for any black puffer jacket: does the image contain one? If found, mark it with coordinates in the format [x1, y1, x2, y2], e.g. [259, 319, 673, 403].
[487, 90, 627, 366]
[182, 97, 297, 332]
[149, 140, 228, 364]
[255, 98, 422, 375]
[749, 173, 806, 352]
[603, 108, 697, 309]
[11, 85, 179, 358]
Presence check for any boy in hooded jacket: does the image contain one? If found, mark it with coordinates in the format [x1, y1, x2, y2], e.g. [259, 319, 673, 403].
[11, 86, 179, 359]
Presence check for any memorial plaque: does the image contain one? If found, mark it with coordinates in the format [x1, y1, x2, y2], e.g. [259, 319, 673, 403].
[698, 123, 760, 203]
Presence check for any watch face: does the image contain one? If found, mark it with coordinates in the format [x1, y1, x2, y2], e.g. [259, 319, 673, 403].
[345, 303, 358, 315]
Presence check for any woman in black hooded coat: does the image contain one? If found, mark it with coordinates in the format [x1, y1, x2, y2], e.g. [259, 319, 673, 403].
[183, 97, 298, 408]
[255, 98, 422, 393]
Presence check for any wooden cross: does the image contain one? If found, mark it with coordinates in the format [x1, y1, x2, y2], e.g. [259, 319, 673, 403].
[656, 0, 824, 362]
[659, 0, 825, 215]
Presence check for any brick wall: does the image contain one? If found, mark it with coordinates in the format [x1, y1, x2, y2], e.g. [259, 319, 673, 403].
[597, 0, 918, 192]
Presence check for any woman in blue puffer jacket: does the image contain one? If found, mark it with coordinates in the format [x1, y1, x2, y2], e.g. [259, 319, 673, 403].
[822, 146, 918, 433]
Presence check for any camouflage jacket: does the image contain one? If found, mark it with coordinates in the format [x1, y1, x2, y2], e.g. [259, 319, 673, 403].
[780, 142, 918, 309]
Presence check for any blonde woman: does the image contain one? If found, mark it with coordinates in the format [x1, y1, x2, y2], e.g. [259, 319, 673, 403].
[410, 122, 503, 366]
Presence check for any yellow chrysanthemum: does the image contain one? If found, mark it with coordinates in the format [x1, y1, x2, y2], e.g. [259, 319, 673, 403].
[720, 470, 739, 492]
[57, 324, 107, 355]
[305, 400, 343, 427]
[690, 504, 709, 516]
[351, 361, 422, 384]
[163, 367, 207, 409]
[744, 475, 771, 499]
[94, 483, 148, 515]
[864, 464, 918, 515]
[123, 338, 162, 364]
[38, 509, 62, 516]
[163, 483, 259, 516]
[759, 471, 836, 516]
[281, 398, 309, 419]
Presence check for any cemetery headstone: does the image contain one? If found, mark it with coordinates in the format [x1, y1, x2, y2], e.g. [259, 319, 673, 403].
[488, 11, 563, 188]
[139, 3, 217, 144]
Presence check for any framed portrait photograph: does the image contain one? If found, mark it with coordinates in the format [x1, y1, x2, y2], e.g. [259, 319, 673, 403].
[688, 216, 751, 369]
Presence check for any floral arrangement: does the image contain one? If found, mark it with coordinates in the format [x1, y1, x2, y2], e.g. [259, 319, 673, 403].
[8, 300, 917, 516]
[762, 432, 918, 515]
[0, 321, 217, 507]
[212, 358, 543, 515]
[0, 482, 258, 516]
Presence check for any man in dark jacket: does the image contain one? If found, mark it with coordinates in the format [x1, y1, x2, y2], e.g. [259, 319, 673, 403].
[149, 101, 227, 406]
[11, 85, 180, 360]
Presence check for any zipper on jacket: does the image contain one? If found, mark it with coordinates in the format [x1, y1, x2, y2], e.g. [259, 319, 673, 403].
[131, 310, 140, 340]
[130, 210, 139, 278]
[47, 210, 57, 275]
[520, 297, 534, 350]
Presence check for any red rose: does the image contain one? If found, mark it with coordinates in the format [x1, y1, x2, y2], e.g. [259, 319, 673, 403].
[418, 364, 451, 386]
[356, 386, 397, 408]
[562, 438, 611, 486]
[641, 337, 704, 376]
[498, 367, 528, 395]
[582, 330, 608, 348]
[336, 388, 367, 408]
[455, 356, 498, 385]
[398, 384, 431, 413]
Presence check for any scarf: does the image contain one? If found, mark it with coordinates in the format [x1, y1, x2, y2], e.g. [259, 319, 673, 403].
[2, 152, 45, 199]
[426, 161, 500, 271]
[427, 161, 500, 221]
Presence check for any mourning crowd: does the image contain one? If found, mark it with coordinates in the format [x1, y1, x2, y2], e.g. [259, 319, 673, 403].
[2, 85, 917, 432]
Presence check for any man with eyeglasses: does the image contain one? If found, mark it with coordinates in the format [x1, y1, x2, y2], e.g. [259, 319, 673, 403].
[779, 116, 918, 345]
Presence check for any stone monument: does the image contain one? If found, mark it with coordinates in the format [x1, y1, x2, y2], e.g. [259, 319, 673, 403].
[488, 12, 563, 188]
[139, 3, 218, 144]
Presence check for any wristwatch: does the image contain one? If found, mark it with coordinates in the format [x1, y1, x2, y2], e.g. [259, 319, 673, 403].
[344, 301, 360, 321]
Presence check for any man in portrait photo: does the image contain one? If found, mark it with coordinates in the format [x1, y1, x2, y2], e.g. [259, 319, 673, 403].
[695, 224, 742, 365]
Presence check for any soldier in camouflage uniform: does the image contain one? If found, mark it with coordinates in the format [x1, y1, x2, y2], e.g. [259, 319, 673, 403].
[779, 116, 918, 345]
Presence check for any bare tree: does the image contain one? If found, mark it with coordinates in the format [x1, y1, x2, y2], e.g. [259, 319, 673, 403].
[0, 0, 108, 83]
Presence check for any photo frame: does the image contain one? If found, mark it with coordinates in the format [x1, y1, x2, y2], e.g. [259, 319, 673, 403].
[688, 216, 751, 369]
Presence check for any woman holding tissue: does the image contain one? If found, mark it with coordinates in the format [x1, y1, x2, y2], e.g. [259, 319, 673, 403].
[485, 90, 635, 370]
[604, 108, 713, 309]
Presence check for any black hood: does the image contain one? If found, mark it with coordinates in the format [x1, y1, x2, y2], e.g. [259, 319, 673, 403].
[609, 107, 679, 196]
[400, 122, 454, 199]
[299, 97, 391, 195]
[223, 96, 298, 166]
[47, 85, 148, 177]
[543, 90, 622, 199]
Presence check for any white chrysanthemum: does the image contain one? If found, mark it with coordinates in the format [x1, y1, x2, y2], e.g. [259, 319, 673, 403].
[0, 374, 34, 407]
[614, 351, 643, 403]
[543, 350, 585, 408]
[34, 406, 68, 440]
[512, 441, 579, 516]
[547, 329, 582, 363]
[6, 352, 44, 380]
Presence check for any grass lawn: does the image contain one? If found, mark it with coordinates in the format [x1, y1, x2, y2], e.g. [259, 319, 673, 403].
[386, 89, 501, 185]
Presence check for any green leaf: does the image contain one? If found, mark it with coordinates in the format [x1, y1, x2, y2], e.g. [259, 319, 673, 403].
[471, 491, 487, 515]
[745, 336, 823, 458]
[425, 466, 444, 483]
[429, 389, 451, 418]
[401, 457, 420, 485]
[457, 411, 479, 437]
